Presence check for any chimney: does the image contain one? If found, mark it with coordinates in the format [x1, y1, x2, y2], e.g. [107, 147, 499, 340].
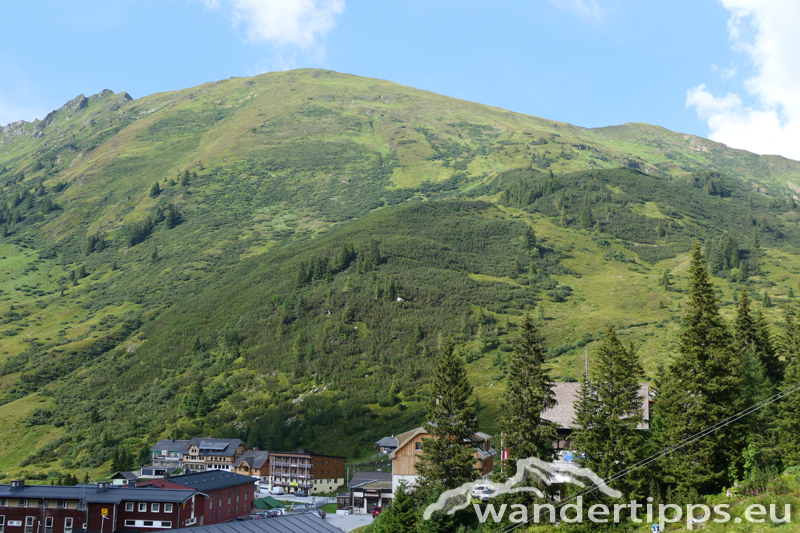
[10, 480, 24, 491]
[97, 482, 110, 493]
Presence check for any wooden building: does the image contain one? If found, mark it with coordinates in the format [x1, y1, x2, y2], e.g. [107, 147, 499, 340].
[388, 427, 496, 493]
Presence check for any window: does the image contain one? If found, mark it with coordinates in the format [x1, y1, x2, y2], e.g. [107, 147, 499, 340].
[36, 500, 45, 508]
[57, 501, 66, 510]
[161, 522, 172, 528]
[0, 498, 6, 506]
[77, 502, 87, 511]
[227, 492, 231, 505]
[209, 497, 213, 510]
[0, 516, 5, 533]
[126, 503, 134, 512]
[64, 518, 73, 533]
[18, 500, 28, 508]
[151, 503, 160, 513]
[415, 442, 422, 451]
[217, 510, 221, 520]
[227, 508, 231, 517]
[164, 504, 173, 514]
[25, 516, 34, 533]
[45, 517, 53, 533]
[138, 503, 147, 512]
[236, 490, 239, 503]
[218, 493, 222, 508]
[244, 490, 247, 501]
[143, 521, 153, 527]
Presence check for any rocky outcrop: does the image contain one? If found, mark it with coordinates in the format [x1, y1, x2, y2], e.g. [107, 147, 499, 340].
[33, 94, 89, 137]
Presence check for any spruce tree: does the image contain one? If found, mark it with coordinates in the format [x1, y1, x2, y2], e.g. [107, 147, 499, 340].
[372, 482, 418, 533]
[416, 337, 478, 501]
[150, 182, 161, 197]
[571, 325, 646, 499]
[499, 313, 556, 476]
[656, 242, 745, 494]
[754, 308, 782, 386]
[779, 353, 800, 466]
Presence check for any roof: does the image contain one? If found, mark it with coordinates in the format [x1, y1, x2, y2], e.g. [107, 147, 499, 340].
[252, 496, 285, 510]
[0, 484, 98, 499]
[83, 488, 197, 504]
[150, 439, 190, 453]
[111, 472, 138, 481]
[388, 427, 493, 459]
[233, 450, 270, 470]
[149, 470, 256, 492]
[187, 438, 245, 457]
[189, 514, 341, 533]
[374, 436, 398, 448]
[347, 470, 392, 490]
[542, 382, 650, 430]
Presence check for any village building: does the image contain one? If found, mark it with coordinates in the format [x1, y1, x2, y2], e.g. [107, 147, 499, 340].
[231, 450, 270, 481]
[388, 427, 496, 494]
[134, 471, 255, 525]
[336, 471, 392, 515]
[268, 450, 345, 495]
[181, 439, 247, 473]
[542, 382, 650, 450]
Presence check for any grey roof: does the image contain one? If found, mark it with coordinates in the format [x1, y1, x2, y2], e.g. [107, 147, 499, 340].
[233, 450, 270, 470]
[150, 439, 190, 453]
[83, 488, 196, 504]
[374, 437, 398, 448]
[111, 472, 138, 481]
[157, 470, 256, 492]
[187, 438, 245, 457]
[189, 514, 342, 533]
[542, 382, 650, 430]
[347, 470, 392, 489]
[0, 484, 97, 499]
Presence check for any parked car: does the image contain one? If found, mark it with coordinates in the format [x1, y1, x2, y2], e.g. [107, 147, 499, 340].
[479, 488, 498, 502]
[295, 489, 308, 497]
[471, 484, 495, 499]
[309, 509, 326, 519]
[271, 486, 285, 495]
[371, 507, 382, 517]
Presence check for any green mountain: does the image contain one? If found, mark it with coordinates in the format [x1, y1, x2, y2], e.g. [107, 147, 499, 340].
[1, 69, 800, 480]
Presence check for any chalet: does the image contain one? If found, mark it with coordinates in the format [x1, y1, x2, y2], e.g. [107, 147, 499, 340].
[232, 450, 270, 481]
[388, 427, 496, 493]
[149, 440, 189, 470]
[181, 439, 247, 473]
[110, 472, 137, 486]
[135, 471, 255, 525]
[336, 470, 392, 514]
[373, 436, 398, 455]
[542, 382, 650, 450]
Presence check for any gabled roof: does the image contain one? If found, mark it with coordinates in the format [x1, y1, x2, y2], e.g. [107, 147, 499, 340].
[542, 382, 650, 430]
[188, 513, 342, 533]
[144, 471, 256, 492]
[187, 437, 245, 457]
[253, 496, 285, 510]
[233, 450, 270, 470]
[111, 471, 138, 481]
[150, 439, 190, 453]
[374, 436, 398, 448]
[388, 427, 492, 460]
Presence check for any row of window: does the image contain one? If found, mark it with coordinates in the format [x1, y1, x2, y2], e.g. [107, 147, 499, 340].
[0, 516, 74, 533]
[123, 520, 172, 529]
[1, 500, 74, 510]
[124, 503, 174, 513]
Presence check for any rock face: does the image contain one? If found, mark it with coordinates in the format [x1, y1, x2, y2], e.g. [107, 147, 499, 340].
[33, 94, 89, 137]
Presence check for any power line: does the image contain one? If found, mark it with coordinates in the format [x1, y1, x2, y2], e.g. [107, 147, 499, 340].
[494, 380, 800, 533]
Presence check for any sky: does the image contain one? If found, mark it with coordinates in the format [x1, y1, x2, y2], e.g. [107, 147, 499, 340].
[1, 0, 798, 160]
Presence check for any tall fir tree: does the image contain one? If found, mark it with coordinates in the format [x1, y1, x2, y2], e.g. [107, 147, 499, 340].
[571, 325, 646, 499]
[779, 351, 800, 466]
[499, 313, 557, 477]
[416, 337, 478, 502]
[655, 242, 745, 494]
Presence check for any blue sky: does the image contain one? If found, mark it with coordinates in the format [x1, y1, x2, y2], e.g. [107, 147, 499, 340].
[2, 0, 798, 159]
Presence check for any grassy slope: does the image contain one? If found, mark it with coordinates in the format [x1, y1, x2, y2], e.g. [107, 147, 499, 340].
[1, 69, 800, 478]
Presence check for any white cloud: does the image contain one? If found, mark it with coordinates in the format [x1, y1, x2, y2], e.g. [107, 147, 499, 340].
[687, 0, 800, 160]
[548, 0, 605, 21]
[206, 0, 344, 54]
